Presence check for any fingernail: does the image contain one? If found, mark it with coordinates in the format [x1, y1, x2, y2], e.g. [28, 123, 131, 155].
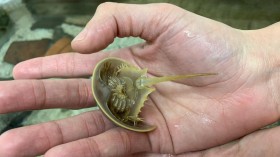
[74, 28, 88, 41]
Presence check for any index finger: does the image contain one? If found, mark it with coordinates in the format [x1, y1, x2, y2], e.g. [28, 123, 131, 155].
[13, 44, 146, 80]
[13, 52, 108, 80]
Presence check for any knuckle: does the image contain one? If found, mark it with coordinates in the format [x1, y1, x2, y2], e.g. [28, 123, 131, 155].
[115, 129, 132, 154]
[77, 80, 92, 108]
[158, 2, 174, 7]
[44, 147, 68, 157]
[85, 138, 101, 157]
[66, 53, 76, 77]
[0, 92, 9, 113]
[32, 80, 47, 109]
[96, 2, 117, 12]
[49, 121, 64, 144]
[155, 3, 177, 12]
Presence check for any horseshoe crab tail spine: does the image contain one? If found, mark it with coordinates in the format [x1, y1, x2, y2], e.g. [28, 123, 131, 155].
[135, 73, 217, 88]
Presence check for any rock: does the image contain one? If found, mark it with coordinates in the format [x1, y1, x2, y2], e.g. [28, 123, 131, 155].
[45, 36, 73, 56]
[64, 15, 91, 26]
[31, 16, 65, 30]
[25, 0, 99, 16]
[4, 39, 51, 65]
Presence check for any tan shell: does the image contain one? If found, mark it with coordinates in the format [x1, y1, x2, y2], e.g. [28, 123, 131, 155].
[92, 57, 216, 132]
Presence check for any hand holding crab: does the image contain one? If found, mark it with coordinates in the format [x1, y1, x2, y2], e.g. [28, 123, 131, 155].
[0, 2, 279, 157]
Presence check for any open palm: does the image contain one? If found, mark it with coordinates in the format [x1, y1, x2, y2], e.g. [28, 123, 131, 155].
[0, 3, 279, 157]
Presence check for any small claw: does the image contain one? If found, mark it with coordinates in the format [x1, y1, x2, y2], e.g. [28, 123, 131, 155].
[127, 116, 144, 126]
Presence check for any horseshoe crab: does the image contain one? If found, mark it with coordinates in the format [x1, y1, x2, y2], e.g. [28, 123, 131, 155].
[92, 57, 216, 132]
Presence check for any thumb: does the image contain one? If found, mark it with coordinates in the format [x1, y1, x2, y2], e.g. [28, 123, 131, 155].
[71, 2, 185, 53]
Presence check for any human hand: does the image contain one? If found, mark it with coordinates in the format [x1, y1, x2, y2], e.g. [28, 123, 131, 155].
[0, 2, 280, 157]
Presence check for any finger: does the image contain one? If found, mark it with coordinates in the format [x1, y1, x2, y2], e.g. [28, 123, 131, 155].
[0, 79, 93, 113]
[13, 44, 147, 79]
[13, 52, 109, 79]
[71, 2, 185, 53]
[0, 110, 115, 157]
[45, 128, 151, 157]
[185, 126, 280, 157]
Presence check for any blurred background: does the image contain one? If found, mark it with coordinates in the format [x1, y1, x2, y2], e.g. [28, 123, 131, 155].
[0, 0, 279, 134]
